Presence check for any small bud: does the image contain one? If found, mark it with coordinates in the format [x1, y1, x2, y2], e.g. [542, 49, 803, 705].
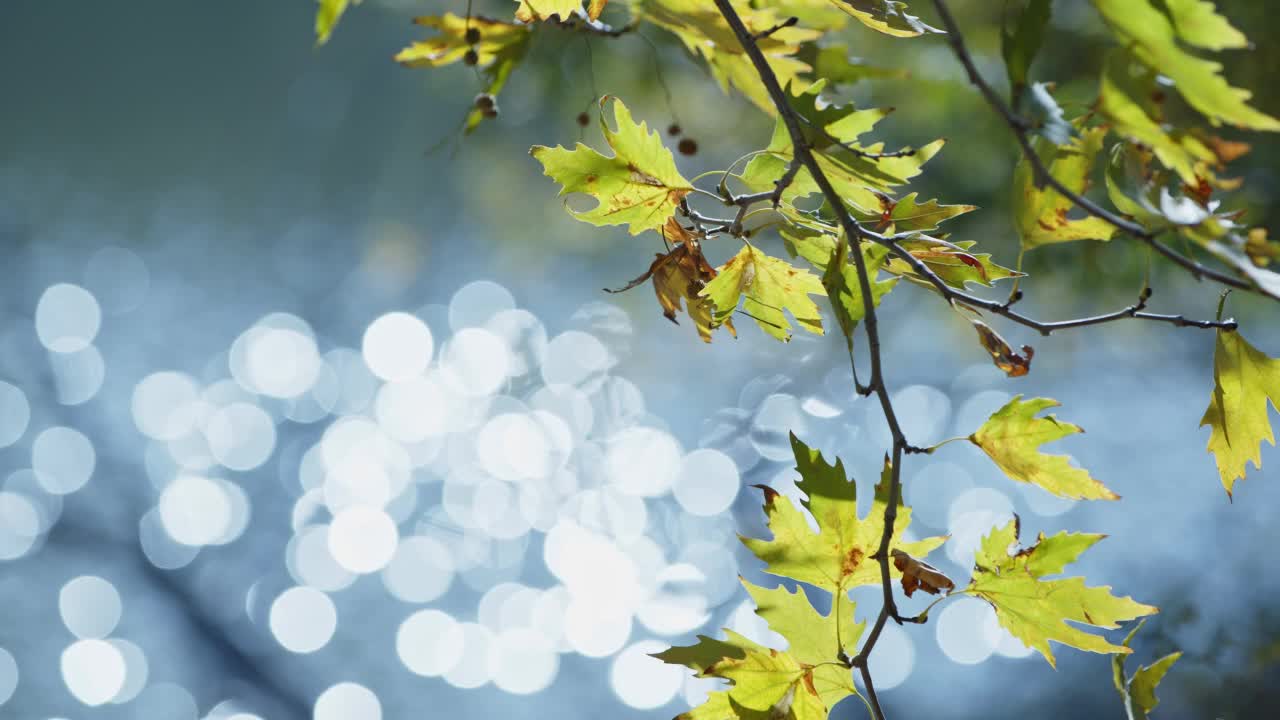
[465, 27, 481, 45]
[667, 123, 682, 137]
[576, 112, 590, 127]
[463, 48, 479, 66]
[678, 138, 698, 156]
[474, 93, 496, 110]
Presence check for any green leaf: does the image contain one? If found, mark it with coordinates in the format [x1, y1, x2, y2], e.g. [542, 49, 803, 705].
[964, 518, 1158, 667]
[1162, 0, 1247, 51]
[741, 435, 945, 594]
[1200, 328, 1280, 496]
[1100, 51, 1203, 185]
[846, 192, 975, 234]
[700, 244, 827, 341]
[396, 14, 529, 68]
[825, 0, 941, 37]
[741, 88, 944, 212]
[530, 98, 693, 235]
[742, 581, 863, 711]
[796, 44, 909, 86]
[1127, 652, 1182, 719]
[637, 0, 821, 114]
[885, 238, 1023, 289]
[1001, 0, 1053, 100]
[1013, 124, 1118, 248]
[315, 0, 361, 46]
[655, 627, 850, 720]
[822, 236, 897, 347]
[1090, 0, 1280, 130]
[968, 395, 1119, 500]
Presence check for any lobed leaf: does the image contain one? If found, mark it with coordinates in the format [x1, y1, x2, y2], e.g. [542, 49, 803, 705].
[965, 518, 1158, 667]
[700, 245, 827, 341]
[968, 395, 1118, 500]
[530, 98, 693, 235]
[1200, 327, 1280, 496]
[741, 435, 945, 594]
[1013, 124, 1117, 249]
[1091, 0, 1280, 130]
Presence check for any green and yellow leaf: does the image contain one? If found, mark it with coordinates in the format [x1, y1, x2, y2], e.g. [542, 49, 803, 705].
[741, 434, 945, 594]
[701, 245, 826, 341]
[968, 395, 1118, 500]
[1013, 124, 1118, 248]
[1201, 327, 1280, 496]
[637, 0, 820, 114]
[1091, 0, 1280, 131]
[530, 98, 693, 235]
[965, 518, 1158, 667]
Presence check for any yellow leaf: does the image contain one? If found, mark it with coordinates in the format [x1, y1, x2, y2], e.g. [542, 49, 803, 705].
[968, 396, 1119, 500]
[1200, 328, 1280, 496]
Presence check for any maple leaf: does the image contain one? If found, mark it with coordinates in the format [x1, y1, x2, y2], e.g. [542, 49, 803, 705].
[700, 245, 827, 342]
[741, 86, 943, 213]
[531, 98, 693, 235]
[1112, 620, 1182, 720]
[1013, 124, 1117, 249]
[636, 0, 820, 115]
[964, 518, 1158, 667]
[741, 434, 945, 594]
[968, 396, 1118, 500]
[1091, 0, 1279, 131]
[606, 218, 736, 343]
[1200, 327, 1280, 496]
[654, 627, 846, 720]
[821, 236, 897, 350]
[884, 238, 1023, 290]
[850, 192, 976, 234]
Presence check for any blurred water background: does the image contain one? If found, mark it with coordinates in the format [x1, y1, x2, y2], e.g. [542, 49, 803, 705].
[2, 1, 1279, 719]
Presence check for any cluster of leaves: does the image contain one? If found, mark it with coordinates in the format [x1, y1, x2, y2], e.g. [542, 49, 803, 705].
[315, 0, 1280, 717]
[654, 435, 1154, 718]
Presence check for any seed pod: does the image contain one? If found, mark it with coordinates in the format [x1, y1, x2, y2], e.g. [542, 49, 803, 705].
[678, 138, 698, 156]
[463, 48, 479, 66]
[465, 27, 481, 45]
[667, 123, 682, 137]
[576, 112, 590, 127]
[474, 93, 496, 111]
[481, 106, 499, 119]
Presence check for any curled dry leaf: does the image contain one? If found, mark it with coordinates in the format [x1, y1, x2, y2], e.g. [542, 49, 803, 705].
[605, 218, 735, 343]
[972, 319, 1034, 377]
[890, 549, 954, 597]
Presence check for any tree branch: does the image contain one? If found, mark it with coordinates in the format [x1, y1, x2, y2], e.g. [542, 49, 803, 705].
[927, 0, 1266, 299]
[710, 8, 913, 715]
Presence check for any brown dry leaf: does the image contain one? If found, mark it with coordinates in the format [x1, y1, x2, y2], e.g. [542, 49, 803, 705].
[605, 218, 735, 343]
[972, 319, 1034, 377]
[891, 549, 954, 597]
